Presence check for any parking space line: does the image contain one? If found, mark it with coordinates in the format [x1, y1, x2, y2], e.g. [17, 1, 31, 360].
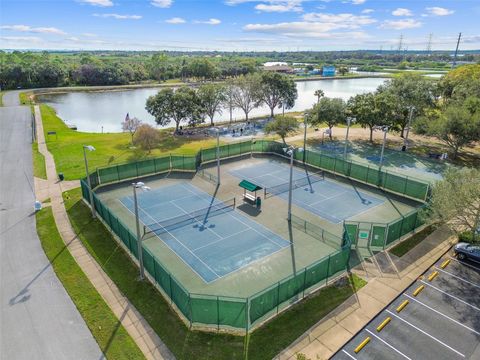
[434, 266, 480, 288]
[448, 256, 480, 271]
[365, 329, 412, 360]
[403, 294, 480, 336]
[341, 349, 357, 359]
[420, 280, 480, 312]
[386, 310, 465, 358]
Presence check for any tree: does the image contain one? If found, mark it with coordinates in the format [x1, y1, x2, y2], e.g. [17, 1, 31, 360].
[306, 97, 346, 139]
[264, 116, 299, 144]
[347, 91, 395, 142]
[121, 114, 142, 144]
[230, 74, 262, 122]
[314, 89, 324, 104]
[258, 72, 298, 118]
[133, 124, 160, 153]
[337, 66, 349, 76]
[145, 86, 203, 133]
[422, 104, 480, 159]
[223, 82, 237, 123]
[197, 83, 226, 126]
[377, 73, 435, 137]
[428, 167, 480, 243]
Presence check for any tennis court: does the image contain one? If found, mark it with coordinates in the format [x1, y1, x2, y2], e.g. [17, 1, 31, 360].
[229, 160, 384, 224]
[120, 182, 290, 283]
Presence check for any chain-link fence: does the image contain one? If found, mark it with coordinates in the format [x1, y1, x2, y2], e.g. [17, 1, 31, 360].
[79, 139, 429, 331]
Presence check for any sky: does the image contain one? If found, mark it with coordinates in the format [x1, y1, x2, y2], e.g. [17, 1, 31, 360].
[1, 0, 479, 52]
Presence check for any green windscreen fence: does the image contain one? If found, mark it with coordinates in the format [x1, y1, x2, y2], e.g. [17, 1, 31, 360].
[345, 206, 425, 250]
[78, 139, 430, 331]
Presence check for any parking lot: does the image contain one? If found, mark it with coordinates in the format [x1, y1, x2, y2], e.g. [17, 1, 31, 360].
[332, 252, 480, 360]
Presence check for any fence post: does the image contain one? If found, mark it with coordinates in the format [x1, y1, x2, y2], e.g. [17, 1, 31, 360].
[217, 296, 220, 331]
[326, 255, 331, 285]
[169, 153, 172, 170]
[189, 294, 193, 329]
[169, 275, 173, 305]
[276, 282, 280, 314]
[245, 298, 250, 332]
[403, 175, 409, 196]
[302, 269, 307, 299]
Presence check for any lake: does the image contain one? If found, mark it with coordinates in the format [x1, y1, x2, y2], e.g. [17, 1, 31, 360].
[38, 77, 387, 133]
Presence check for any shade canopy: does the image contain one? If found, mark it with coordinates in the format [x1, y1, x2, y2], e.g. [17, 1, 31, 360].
[238, 180, 262, 192]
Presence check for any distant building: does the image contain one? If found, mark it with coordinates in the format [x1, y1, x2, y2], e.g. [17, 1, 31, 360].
[263, 65, 294, 74]
[322, 66, 336, 77]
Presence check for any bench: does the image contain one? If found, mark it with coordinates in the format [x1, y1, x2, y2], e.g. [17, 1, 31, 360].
[243, 193, 256, 205]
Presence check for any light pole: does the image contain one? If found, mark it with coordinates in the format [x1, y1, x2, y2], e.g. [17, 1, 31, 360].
[132, 181, 151, 280]
[83, 145, 96, 218]
[284, 145, 304, 222]
[303, 115, 307, 162]
[378, 126, 389, 170]
[344, 116, 355, 158]
[216, 128, 221, 185]
[403, 106, 415, 151]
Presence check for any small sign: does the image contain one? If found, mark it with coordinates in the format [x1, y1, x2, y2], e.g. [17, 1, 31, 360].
[358, 230, 369, 240]
[47, 131, 56, 135]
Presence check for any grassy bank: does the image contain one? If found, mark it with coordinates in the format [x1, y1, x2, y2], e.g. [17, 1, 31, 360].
[389, 224, 438, 257]
[32, 141, 47, 179]
[35, 207, 144, 360]
[64, 187, 366, 360]
[41, 104, 217, 180]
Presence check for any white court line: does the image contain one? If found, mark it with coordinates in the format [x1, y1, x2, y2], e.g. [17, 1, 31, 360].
[448, 256, 480, 270]
[420, 280, 480, 312]
[170, 201, 223, 240]
[122, 196, 222, 280]
[341, 349, 357, 359]
[180, 182, 288, 249]
[403, 293, 480, 336]
[385, 310, 465, 358]
[192, 228, 251, 252]
[434, 266, 480, 288]
[365, 329, 412, 360]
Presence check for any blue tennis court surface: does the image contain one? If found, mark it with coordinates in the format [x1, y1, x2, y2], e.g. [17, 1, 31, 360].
[229, 161, 384, 224]
[120, 183, 290, 283]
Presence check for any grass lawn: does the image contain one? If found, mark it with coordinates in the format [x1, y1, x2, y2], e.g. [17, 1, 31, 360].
[40, 104, 218, 180]
[32, 141, 47, 179]
[19, 91, 33, 105]
[35, 207, 145, 360]
[64, 187, 366, 360]
[0, 91, 4, 106]
[389, 224, 437, 257]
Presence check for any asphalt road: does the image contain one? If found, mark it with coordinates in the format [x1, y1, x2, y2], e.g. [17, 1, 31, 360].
[331, 252, 480, 360]
[0, 95, 102, 359]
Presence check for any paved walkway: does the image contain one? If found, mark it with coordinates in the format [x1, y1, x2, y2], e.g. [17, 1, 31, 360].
[33, 105, 174, 360]
[275, 226, 456, 360]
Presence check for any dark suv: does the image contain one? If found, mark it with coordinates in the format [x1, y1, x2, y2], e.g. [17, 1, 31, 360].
[454, 242, 480, 263]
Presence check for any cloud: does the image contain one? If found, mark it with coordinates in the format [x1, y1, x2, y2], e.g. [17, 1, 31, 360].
[93, 13, 142, 19]
[0, 36, 43, 43]
[194, 18, 222, 25]
[361, 9, 374, 14]
[165, 17, 186, 24]
[392, 8, 412, 17]
[151, 0, 173, 8]
[302, 13, 377, 27]
[342, 0, 366, 4]
[82, 33, 98, 37]
[78, 0, 113, 7]
[425, 7, 454, 16]
[255, 2, 303, 13]
[380, 19, 422, 30]
[0, 24, 66, 35]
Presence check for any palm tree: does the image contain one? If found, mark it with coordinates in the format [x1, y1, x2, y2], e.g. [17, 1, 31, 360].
[314, 89, 325, 104]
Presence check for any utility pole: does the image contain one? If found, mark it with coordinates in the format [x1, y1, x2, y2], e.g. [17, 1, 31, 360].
[397, 34, 403, 54]
[452, 32, 462, 68]
[426, 33, 433, 55]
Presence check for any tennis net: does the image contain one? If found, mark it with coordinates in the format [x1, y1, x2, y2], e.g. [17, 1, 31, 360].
[264, 172, 324, 198]
[144, 198, 236, 235]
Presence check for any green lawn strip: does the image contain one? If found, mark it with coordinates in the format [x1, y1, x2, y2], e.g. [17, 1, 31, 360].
[40, 104, 217, 180]
[389, 224, 438, 257]
[247, 274, 366, 360]
[35, 207, 144, 360]
[63, 188, 245, 360]
[19, 92, 32, 105]
[32, 141, 47, 179]
[64, 187, 367, 360]
[0, 91, 4, 106]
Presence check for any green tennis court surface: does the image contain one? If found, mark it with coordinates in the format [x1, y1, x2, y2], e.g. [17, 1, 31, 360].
[120, 183, 290, 283]
[311, 141, 448, 183]
[229, 161, 385, 224]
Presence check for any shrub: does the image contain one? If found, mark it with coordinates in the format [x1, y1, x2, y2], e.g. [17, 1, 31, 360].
[133, 124, 160, 153]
